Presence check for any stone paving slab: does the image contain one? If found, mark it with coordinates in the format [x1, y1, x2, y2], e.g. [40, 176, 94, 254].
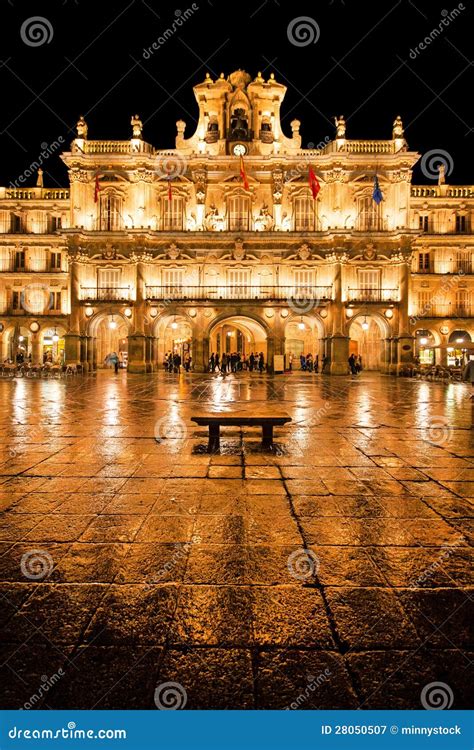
[0, 371, 472, 709]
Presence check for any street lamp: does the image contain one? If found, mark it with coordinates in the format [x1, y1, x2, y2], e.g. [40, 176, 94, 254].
[361, 317, 369, 331]
[52, 328, 59, 343]
[109, 315, 118, 330]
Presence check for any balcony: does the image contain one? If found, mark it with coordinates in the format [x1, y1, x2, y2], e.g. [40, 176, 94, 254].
[81, 287, 131, 302]
[347, 288, 399, 303]
[418, 304, 474, 318]
[145, 285, 333, 302]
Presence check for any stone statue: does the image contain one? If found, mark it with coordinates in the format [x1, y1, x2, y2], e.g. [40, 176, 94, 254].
[254, 204, 274, 232]
[334, 115, 346, 138]
[76, 115, 88, 139]
[281, 212, 292, 232]
[186, 213, 197, 231]
[438, 163, 446, 186]
[131, 114, 143, 139]
[392, 115, 404, 139]
[204, 205, 225, 231]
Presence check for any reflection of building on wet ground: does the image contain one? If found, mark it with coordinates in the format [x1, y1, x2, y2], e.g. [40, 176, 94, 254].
[1, 69, 473, 372]
[0, 371, 471, 709]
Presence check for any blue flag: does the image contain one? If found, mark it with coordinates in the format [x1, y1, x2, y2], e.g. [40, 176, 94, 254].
[372, 174, 383, 205]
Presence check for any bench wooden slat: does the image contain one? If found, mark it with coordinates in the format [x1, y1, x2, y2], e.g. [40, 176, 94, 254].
[190, 412, 291, 452]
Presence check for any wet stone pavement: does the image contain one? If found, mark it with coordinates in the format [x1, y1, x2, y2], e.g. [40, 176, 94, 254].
[0, 370, 472, 710]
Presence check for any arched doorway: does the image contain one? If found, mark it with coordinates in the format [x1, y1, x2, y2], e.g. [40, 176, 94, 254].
[4, 324, 31, 363]
[154, 314, 193, 369]
[88, 313, 129, 369]
[447, 330, 472, 367]
[284, 315, 324, 370]
[348, 314, 389, 371]
[414, 329, 438, 366]
[209, 315, 268, 365]
[41, 325, 67, 364]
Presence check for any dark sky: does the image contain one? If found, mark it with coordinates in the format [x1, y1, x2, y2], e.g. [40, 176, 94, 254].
[1, 0, 472, 187]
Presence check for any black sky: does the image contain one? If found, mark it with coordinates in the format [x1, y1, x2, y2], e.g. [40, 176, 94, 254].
[1, 0, 472, 187]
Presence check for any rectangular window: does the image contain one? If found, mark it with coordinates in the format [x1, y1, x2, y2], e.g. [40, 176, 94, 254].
[227, 268, 250, 298]
[10, 214, 22, 233]
[294, 197, 313, 231]
[357, 269, 380, 300]
[162, 268, 184, 297]
[455, 214, 467, 233]
[99, 194, 123, 231]
[456, 290, 470, 315]
[419, 215, 429, 232]
[417, 290, 434, 316]
[357, 197, 382, 231]
[49, 216, 62, 232]
[228, 196, 250, 232]
[12, 290, 21, 309]
[50, 291, 62, 311]
[455, 251, 471, 274]
[14, 250, 25, 270]
[163, 197, 184, 231]
[50, 252, 62, 270]
[418, 252, 430, 271]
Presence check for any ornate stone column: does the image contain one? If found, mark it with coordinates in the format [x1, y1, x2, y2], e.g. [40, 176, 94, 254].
[329, 251, 350, 374]
[64, 251, 85, 365]
[31, 333, 41, 366]
[127, 252, 149, 373]
[396, 252, 414, 372]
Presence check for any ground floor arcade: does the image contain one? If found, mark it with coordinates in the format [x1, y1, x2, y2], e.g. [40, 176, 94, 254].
[1, 306, 473, 374]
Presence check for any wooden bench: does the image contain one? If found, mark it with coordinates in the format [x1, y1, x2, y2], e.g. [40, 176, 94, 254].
[191, 411, 292, 452]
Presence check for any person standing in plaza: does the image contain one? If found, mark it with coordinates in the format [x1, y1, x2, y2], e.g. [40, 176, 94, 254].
[220, 352, 228, 375]
[258, 352, 264, 373]
[249, 352, 255, 372]
[348, 353, 357, 376]
[462, 359, 474, 398]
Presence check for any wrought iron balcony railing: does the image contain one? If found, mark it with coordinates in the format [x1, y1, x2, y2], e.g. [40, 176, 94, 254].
[417, 304, 474, 318]
[347, 288, 399, 303]
[81, 287, 131, 302]
[145, 285, 333, 302]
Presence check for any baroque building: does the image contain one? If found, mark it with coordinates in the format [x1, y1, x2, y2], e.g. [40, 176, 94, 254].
[0, 69, 473, 373]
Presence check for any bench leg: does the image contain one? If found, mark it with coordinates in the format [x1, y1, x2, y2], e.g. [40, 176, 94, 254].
[261, 424, 274, 450]
[208, 424, 220, 453]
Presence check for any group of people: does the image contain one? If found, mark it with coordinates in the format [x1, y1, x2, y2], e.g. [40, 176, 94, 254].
[104, 352, 121, 373]
[348, 353, 363, 376]
[163, 351, 192, 373]
[209, 351, 265, 375]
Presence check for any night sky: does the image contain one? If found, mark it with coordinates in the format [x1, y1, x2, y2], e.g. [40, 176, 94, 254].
[1, 0, 472, 187]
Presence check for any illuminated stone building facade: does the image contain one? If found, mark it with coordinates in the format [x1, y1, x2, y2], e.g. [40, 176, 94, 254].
[0, 69, 473, 373]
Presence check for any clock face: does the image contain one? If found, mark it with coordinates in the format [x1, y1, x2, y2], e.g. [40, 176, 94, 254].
[232, 143, 247, 156]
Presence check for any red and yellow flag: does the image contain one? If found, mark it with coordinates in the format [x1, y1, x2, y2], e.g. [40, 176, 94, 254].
[240, 155, 249, 191]
[94, 174, 101, 203]
[308, 166, 320, 199]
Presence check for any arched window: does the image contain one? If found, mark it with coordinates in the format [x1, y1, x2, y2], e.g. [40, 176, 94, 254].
[163, 196, 184, 231]
[99, 193, 123, 231]
[228, 196, 250, 231]
[293, 196, 314, 231]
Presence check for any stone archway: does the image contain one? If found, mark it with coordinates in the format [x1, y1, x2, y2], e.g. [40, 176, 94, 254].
[284, 313, 326, 370]
[153, 313, 194, 370]
[347, 312, 392, 371]
[207, 313, 270, 371]
[87, 311, 131, 369]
